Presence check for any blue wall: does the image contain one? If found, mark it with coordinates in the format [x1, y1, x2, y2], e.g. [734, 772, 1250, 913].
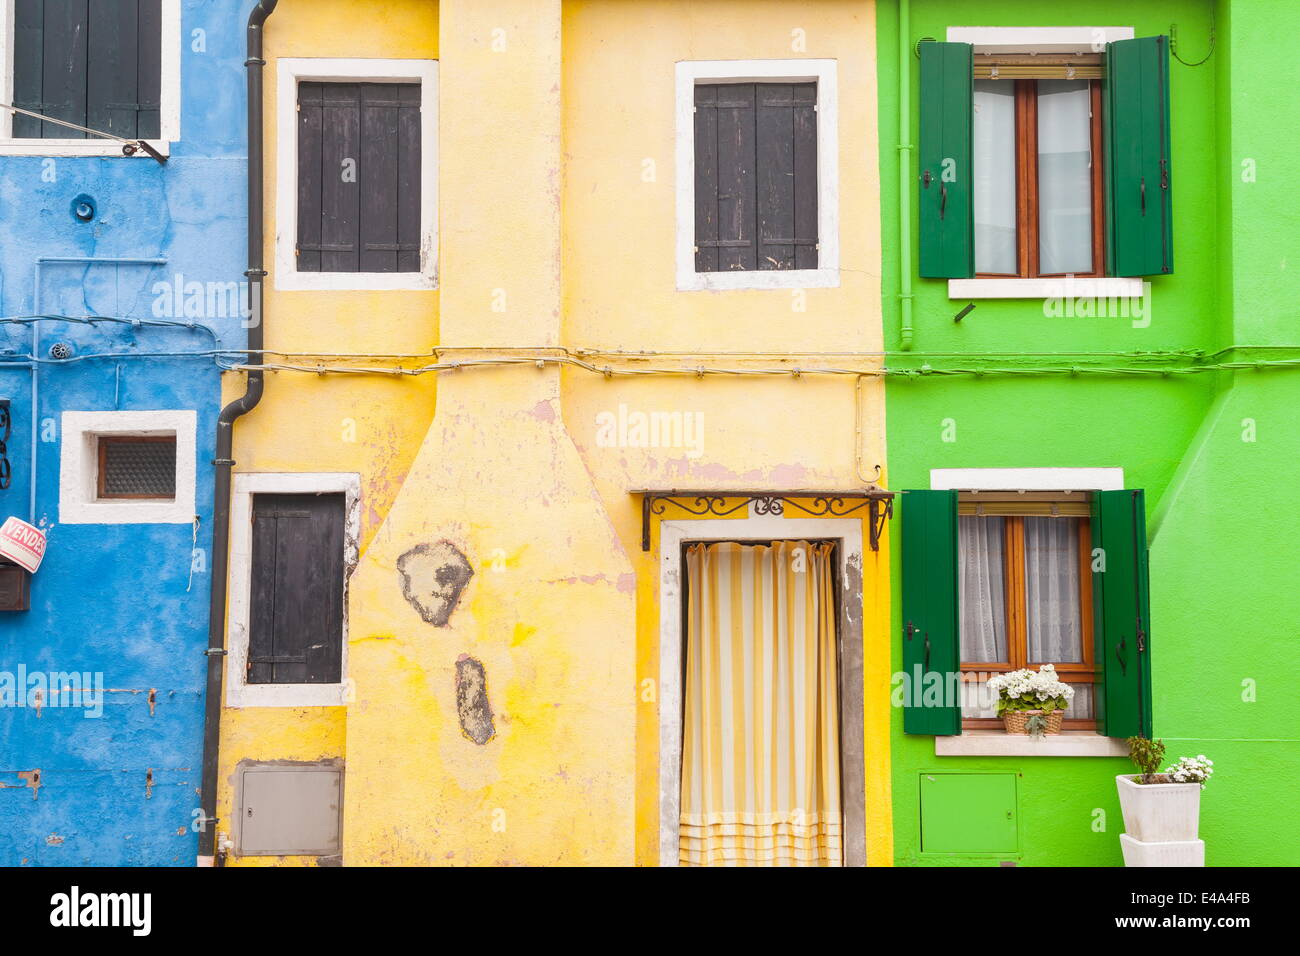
[0, 0, 251, 866]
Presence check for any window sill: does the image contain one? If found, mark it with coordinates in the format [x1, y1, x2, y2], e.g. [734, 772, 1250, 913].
[274, 269, 437, 292]
[948, 277, 1144, 300]
[936, 730, 1129, 757]
[225, 680, 349, 709]
[0, 139, 172, 158]
[678, 268, 839, 292]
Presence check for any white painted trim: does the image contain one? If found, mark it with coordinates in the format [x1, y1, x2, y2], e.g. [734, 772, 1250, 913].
[936, 730, 1129, 757]
[947, 26, 1135, 54]
[657, 510, 863, 867]
[949, 277, 1144, 300]
[0, 0, 180, 156]
[58, 410, 196, 524]
[675, 59, 839, 292]
[274, 57, 438, 291]
[930, 467, 1125, 492]
[225, 472, 361, 708]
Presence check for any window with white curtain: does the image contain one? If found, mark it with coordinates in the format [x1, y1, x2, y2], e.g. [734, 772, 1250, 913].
[971, 78, 1104, 278]
[957, 494, 1097, 728]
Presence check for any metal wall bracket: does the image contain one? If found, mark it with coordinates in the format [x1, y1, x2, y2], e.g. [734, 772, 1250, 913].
[637, 488, 895, 552]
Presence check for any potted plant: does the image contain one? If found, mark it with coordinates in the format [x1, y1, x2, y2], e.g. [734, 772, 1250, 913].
[986, 664, 1074, 736]
[1117, 737, 1213, 867]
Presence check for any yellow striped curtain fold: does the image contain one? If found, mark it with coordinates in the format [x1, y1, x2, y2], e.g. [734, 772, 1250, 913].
[680, 540, 842, 867]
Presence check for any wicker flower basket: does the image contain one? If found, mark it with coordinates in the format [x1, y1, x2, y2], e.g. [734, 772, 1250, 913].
[1002, 709, 1064, 735]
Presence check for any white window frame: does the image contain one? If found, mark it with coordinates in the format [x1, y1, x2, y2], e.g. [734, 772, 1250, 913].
[949, 26, 1139, 300]
[225, 472, 360, 708]
[59, 409, 195, 524]
[274, 57, 438, 292]
[675, 59, 839, 292]
[657, 507, 864, 866]
[0, 0, 181, 157]
[929, 465, 1129, 757]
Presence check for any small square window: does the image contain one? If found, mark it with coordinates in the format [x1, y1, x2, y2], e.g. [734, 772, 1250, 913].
[97, 436, 177, 500]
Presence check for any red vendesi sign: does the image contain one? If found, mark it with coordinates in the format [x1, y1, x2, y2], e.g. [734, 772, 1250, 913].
[0, 516, 46, 573]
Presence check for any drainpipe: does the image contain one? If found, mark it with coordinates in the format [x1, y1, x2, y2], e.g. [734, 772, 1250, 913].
[197, 0, 278, 868]
[897, 0, 915, 350]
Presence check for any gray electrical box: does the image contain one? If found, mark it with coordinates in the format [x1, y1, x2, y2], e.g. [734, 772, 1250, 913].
[235, 762, 343, 857]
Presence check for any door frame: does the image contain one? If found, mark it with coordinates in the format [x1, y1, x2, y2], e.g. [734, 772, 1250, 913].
[658, 510, 866, 866]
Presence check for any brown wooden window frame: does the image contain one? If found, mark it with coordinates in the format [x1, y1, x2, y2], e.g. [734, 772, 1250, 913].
[957, 494, 1097, 731]
[975, 78, 1106, 279]
[95, 434, 178, 501]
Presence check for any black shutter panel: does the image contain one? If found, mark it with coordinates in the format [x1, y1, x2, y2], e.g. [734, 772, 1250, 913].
[395, 84, 422, 273]
[693, 84, 721, 272]
[296, 83, 325, 272]
[247, 506, 278, 685]
[249, 494, 346, 686]
[320, 84, 361, 272]
[135, 0, 162, 139]
[791, 83, 818, 270]
[757, 82, 818, 271]
[12, 0, 46, 138]
[360, 85, 401, 273]
[694, 83, 757, 272]
[41, 0, 90, 139]
[88, 0, 140, 138]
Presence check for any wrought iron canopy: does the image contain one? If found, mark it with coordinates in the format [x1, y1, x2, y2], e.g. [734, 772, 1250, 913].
[635, 488, 895, 552]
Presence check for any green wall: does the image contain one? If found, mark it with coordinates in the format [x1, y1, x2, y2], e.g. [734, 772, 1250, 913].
[878, 0, 1299, 866]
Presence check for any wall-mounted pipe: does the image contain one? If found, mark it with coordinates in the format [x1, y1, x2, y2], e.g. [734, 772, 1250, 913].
[197, 0, 278, 868]
[897, 0, 915, 350]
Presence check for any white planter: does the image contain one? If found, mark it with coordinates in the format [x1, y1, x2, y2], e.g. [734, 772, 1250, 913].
[1116, 774, 1201, 842]
[1120, 833, 1205, 867]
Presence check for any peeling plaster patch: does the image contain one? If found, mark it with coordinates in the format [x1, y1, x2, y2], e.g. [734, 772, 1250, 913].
[398, 541, 474, 627]
[45, 834, 64, 846]
[531, 399, 557, 422]
[18, 769, 40, 800]
[455, 656, 495, 745]
[616, 573, 636, 593]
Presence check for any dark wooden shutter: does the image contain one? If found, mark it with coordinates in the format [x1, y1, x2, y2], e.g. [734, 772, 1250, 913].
[298, 82, 421, 273]
[12, 0, 161, 140]
[918, 42, 974, 279]
[1091, 490, 1154, 738]
[248, 493, 346, 686]
[901, 489, 962, 735]
[1104, 36, 1173, 277]
[756, 83, 818, 270]
[695, 82, 817, 273]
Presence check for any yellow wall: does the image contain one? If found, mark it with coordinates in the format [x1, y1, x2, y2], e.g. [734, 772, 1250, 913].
[219, 0, 889, 866]
[216, 0, 440, 867]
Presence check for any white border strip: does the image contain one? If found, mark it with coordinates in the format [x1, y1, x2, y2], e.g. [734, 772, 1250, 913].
[930, 467, 1125, 491]
[947, 26, 1134, 54]
[274, 57, 439, 291]
[225, 472, 361, 708]
[0, 0, 181, 156]
[949, 278, 1144, 300]
[675, 59, 839, 291]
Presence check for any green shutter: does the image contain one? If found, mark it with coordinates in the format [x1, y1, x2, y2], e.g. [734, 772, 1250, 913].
[918, 42, 974, 279]
[1091, 490, 1154, 738]
[902, 489, 962, 735]
[1104, 36, 1173, 277]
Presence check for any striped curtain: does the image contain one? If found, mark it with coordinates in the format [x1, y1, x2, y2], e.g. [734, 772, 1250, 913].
[679, 540, 842, 866]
